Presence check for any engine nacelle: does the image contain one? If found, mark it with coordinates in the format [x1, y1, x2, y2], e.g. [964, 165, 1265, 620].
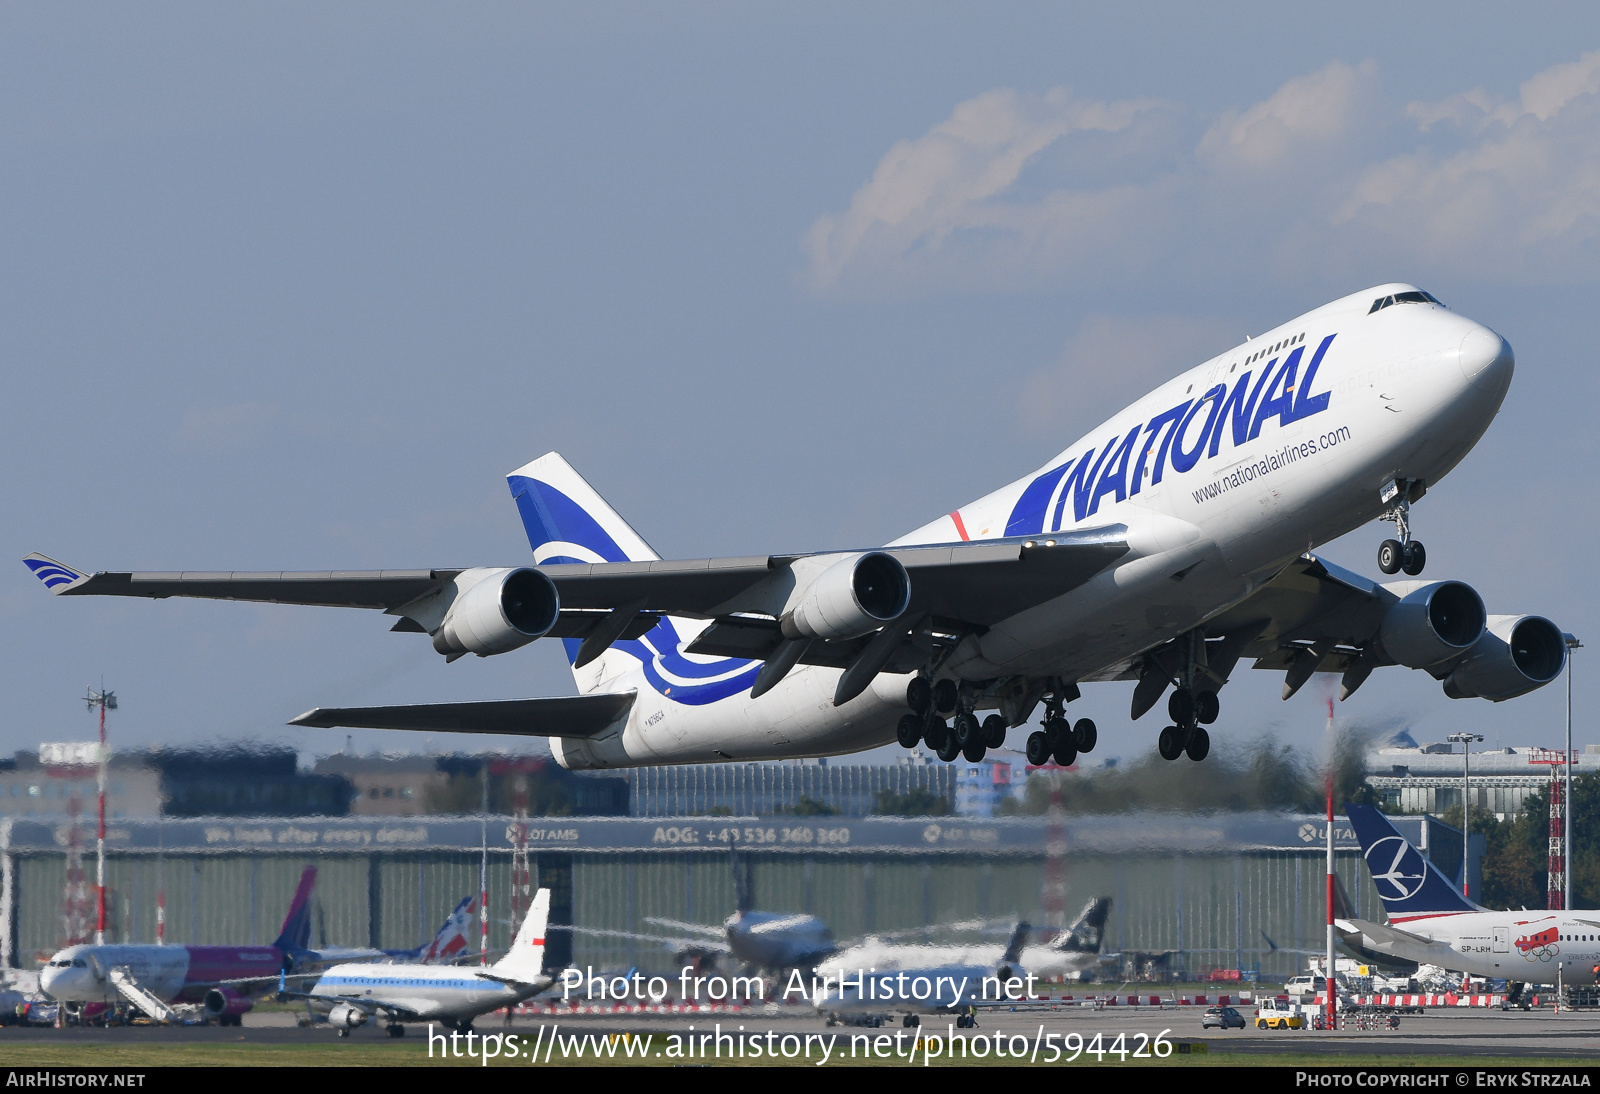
[202, 987, 252, 1019]
[1378, 581, 1485, 670]
[781, 552, 910, 641]
[1443, 615, 1567, 701]
[326, 1001, 368, 1031]
[432, 567, 560, 658]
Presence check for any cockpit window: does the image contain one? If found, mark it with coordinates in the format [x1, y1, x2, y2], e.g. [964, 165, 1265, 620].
[72, 958, 87, 968]
[1369, 290, 1443, 314]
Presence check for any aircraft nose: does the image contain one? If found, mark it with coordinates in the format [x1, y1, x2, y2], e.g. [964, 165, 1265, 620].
[1459, 327, 1514, 391]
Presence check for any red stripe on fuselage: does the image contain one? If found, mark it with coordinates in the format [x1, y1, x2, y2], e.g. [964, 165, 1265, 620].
[949, 511, 970, 541]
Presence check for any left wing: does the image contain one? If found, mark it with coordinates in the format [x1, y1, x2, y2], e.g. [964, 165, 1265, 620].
[288, 692, 635, 738]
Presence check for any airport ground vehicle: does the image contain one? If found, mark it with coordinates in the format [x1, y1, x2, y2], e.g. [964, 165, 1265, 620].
[1201, 1005, 1246, 1029]
[1255, 998, 1305, 1029]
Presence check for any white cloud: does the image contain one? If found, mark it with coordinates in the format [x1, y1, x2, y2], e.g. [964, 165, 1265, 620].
[806, 52, 1600, 295]
[1198, 61, 1375, 171]
[803, 87, 1171, 294]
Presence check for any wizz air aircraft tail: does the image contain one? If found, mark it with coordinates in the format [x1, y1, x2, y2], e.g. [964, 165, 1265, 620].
[27, 284, 1572, 772]
[271, 865, 318, 951]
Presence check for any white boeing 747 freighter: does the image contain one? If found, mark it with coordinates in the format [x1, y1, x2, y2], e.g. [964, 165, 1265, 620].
[26, 285, 1568, 768]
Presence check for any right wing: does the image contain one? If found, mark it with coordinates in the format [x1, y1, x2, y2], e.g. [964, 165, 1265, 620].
[288, 692, 635, 739]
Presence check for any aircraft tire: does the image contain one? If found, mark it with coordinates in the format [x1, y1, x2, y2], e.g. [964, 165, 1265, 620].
[1401, 540, 1426, 576]
[896, 714, 922, 749]
[1051, 737, 1077, 767]
[1195, 691, 1219, 725]
[1167, 687, 1195, 726]
[1378, 539, 1403, 574]
[962, 738, 986, 763]
[933, 679, 958, 715]
[936, 733, 962, 763]
[952, 713, 979, 747]
[906, 677, 931, 715]
[1072, 718, 1097, 752]
[982, 714, 1007, 748]
[1025, 731, 1051, 767]
[1158, 725, 1183, 761]
[1186, 727, 1210, 761]
[922, 717, 948, 750]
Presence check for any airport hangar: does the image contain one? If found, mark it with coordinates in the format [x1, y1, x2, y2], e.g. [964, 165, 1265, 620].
[0, 810, 1472, 982]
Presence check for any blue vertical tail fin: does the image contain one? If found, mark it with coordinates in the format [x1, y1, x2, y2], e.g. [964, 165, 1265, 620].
[1345, 804, 1483, 920]
[506, 453, 759, 703]
[271, 866, 317, 952]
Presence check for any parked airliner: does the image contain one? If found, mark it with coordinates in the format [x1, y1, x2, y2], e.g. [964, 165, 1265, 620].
[289, 889, 553, 1037]
[25, 285, 1567, 767]
[39, 869, 480, 1023]
[1340, 804, 1600, 1000]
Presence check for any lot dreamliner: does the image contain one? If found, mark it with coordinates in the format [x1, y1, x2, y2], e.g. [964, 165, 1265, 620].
[25, 285, 1568, 766]
[1340, 804, 1600, 999]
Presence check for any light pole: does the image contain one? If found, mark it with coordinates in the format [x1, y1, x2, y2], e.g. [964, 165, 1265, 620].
[1447, 732, 1484, 899]
[1565, 635, 1582, 910]
[84, 686, 117, 945]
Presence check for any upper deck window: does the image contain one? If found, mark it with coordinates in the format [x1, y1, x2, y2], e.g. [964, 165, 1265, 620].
[1369, 290, 1444, 314]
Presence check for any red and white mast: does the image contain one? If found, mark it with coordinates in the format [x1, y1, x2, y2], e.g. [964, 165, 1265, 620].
[84, 686, 116, 946]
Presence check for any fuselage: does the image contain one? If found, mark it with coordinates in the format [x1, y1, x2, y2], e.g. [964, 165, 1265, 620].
[1344, 911, 1600, 987]
[726, 910, 836, 970]
[552, 283, 1515, 769]
[310, 961, 528, 1022]
[39, 943, 282, 1005]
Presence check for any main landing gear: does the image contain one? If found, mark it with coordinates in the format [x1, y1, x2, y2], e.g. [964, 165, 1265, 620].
[1376, 478, 1426, 576]
[1024, 686, 1096, 768]
[897, 678, 1016, 764]
[1149, 631, 1218, 762]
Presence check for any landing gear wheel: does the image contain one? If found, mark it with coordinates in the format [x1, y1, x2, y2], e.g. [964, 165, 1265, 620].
[1185, 726, 1210, 761]
[1045, 716, 1071, 750]
[906, 677, 931, 715]
[904, 1014, 920, 1027]
[1195, 691, 1220, 725]
[896, 714, 922, 749]
[1158, 725, 1184, 761]
[1167, 687, 1195, 727]
[1401, 539, 1426, 576]
[936, 732, 962, 763]
[386, 1024, 405, 1038]
[952, 713, 979, 748]
[932, 679, 958, 715]
[981, 714, 1007, 749]
[1026, 731, 1051, 767]
[922, 717, 948, 751]
[1377, 538, 1403, 575]
[337, 1029, 350, 1038]
[1072, 718, 1097, 753]
[962, 738, 987, 762]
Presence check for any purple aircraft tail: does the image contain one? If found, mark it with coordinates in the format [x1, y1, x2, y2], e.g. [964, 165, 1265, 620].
[272, 867, 317, 951]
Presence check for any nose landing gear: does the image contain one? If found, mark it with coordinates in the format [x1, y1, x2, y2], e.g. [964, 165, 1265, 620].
[1377, 479, 1427, 576]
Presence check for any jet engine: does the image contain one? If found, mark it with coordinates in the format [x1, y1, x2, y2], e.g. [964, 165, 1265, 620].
[1443, 615, 1567, 701]
[431, 567, 560, 658]
[327, 1002, 368, 1032]
[1377, 581, 1485, 669]
[780, 552, 910, 641]
[202, 987, 252, 1021]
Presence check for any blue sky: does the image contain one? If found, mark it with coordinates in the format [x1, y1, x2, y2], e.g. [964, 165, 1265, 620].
[5, 4, 1599, 767]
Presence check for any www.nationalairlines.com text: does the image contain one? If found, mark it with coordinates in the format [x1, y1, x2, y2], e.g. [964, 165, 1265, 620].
[428, 1023, 1177, 1065]
[1191, 426, 1353, 505]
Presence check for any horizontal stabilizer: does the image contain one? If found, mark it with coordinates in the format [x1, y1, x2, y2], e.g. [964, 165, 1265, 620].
[288, 692, 635, 738]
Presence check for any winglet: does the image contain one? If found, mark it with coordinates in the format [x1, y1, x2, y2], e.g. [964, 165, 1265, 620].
[22, 554, 89, 594]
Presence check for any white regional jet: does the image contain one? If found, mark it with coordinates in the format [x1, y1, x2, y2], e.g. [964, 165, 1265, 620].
[24, 284, 1568, 767]
[289, 889, 553, 1038]
[1340, 805, 1600, 1001]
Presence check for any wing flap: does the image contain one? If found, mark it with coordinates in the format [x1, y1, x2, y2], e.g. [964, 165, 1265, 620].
[288, 692, 636, 738]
